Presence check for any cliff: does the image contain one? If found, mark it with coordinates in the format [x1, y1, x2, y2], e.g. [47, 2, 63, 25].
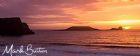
[0, 17, 34, 36]
[63, 26, 99, 31]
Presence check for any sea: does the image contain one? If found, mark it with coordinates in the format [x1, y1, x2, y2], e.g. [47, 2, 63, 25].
[0, 30, 140, 56]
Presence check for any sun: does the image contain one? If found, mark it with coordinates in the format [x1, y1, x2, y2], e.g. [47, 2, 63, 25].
[123, 26, 131, 29]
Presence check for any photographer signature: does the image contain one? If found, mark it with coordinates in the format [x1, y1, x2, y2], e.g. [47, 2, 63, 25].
[2, 44, 48, 56]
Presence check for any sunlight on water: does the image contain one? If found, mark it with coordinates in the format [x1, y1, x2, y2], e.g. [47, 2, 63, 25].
[0, 30, 140, 56]
[0, 30, 140, 47]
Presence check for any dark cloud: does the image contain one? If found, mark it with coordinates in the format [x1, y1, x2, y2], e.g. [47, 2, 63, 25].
[0, 0, 97, 24]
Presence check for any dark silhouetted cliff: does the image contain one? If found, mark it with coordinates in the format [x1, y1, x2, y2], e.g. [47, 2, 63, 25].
[0, 17, 34, 36]
[63, 26, 99, 31]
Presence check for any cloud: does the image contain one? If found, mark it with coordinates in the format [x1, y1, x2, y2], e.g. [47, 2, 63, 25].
[2, 0, 139, 29]
[0, 0, 98, 24]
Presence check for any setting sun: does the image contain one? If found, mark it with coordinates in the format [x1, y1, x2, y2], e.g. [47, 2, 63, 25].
[123, 26, 131, 29]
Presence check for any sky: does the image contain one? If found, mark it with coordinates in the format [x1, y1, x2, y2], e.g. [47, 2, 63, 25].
[1, 0, 140, 29]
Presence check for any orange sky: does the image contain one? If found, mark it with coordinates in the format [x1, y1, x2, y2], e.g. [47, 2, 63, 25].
[57, 0, 140, 29]
[30, 0, 140, 29]
[1, 0, 140, 29]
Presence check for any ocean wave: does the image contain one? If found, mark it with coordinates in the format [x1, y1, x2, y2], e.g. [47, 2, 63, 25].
[47, 43, 140, 56]
[47, 42, 140, 48]
[50, 48, 140, 56]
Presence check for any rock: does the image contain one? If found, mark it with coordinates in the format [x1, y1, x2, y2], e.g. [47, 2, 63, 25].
[110, 26, 123, 30]
[63, 26, 99, 31]
[0, 17, 34, 36]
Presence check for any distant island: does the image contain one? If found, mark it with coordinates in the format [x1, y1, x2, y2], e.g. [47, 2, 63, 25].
[59, 26, 99, 31]
[0, 17, 34, 36]
[109, 26, 123, 30]
[56, 26, 124, 31]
